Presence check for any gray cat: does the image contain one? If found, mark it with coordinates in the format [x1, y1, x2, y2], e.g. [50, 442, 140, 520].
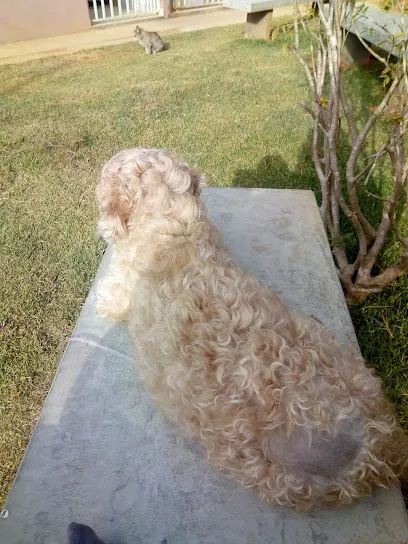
[133, 26, 164, 54]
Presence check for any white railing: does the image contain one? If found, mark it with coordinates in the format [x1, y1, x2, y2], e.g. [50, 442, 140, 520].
[89, 0, 161, 23]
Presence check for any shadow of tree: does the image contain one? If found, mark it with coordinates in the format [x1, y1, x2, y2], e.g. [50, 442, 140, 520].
[231, 145, 319, 194]
[230, 70, 393, 264]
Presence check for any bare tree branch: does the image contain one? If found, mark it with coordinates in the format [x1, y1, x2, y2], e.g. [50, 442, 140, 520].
[292, 0, 408, 302]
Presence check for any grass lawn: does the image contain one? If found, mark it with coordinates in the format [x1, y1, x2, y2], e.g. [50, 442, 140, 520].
[0, 22, 407, 506]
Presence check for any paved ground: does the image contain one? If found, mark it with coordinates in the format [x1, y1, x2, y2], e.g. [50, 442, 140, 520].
[0, 7, 246, 65]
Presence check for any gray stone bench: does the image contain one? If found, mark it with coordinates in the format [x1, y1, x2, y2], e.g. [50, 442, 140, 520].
[223, 0, 300, 39]
[341, 2, 407, 64]
[2, 188, 408, 544]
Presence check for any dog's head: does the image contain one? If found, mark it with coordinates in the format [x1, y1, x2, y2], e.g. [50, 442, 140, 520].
[96, 148, 206, 243]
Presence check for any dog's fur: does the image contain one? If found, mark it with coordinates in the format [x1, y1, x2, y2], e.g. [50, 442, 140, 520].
[96, 148, 407, 511]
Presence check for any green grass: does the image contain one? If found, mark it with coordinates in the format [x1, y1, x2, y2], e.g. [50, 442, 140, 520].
[0, 22, 407, 506]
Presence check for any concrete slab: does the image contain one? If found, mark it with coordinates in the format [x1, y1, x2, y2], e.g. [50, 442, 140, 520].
[343, 2, 408, 60]
[223, 0, 295, 14]
[1, 188, 407, 544]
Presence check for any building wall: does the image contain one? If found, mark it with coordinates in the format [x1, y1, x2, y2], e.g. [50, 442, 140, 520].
[0, 0, 91, 44]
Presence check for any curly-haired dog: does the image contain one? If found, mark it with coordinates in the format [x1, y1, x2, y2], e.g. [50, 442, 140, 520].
[95, 148, 407, 511]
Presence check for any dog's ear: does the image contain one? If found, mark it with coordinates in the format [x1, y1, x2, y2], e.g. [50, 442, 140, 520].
[190, 171, 206, 197]
[156, 150, 206, 197]
[96, 154, 148, 241]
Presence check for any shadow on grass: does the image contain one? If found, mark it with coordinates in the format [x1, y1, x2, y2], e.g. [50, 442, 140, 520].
[0, 62, 70, 97]
[231, 143, 320, 194]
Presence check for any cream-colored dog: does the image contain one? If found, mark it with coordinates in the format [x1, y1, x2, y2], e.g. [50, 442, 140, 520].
[96, 148, 407, 511]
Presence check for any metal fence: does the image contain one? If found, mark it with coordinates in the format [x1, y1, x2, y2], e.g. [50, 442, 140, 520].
[89, 0, 161, 23]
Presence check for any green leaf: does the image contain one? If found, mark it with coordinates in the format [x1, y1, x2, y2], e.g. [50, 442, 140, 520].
[388, 110, 404, 122]
[376, 40, 390, 48]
